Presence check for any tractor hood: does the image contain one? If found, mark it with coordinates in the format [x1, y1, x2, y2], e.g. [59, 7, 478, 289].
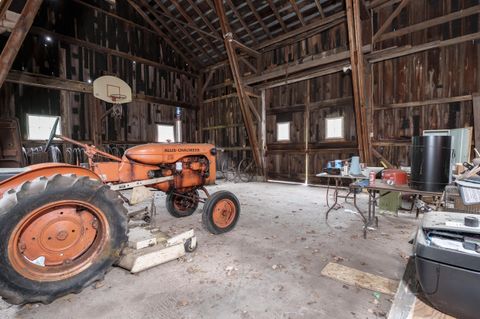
[124, 143, 216, 165]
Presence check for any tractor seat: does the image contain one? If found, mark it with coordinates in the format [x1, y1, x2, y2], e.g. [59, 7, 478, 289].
[0, 167, 27, 183]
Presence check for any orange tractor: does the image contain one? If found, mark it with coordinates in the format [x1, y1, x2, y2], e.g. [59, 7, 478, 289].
[0, 118, 240, 304]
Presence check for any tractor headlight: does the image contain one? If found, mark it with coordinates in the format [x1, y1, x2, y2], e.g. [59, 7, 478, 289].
[210, 148, 217, 155]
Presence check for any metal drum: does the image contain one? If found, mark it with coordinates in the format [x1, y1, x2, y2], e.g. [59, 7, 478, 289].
[410, 135, 452, 192]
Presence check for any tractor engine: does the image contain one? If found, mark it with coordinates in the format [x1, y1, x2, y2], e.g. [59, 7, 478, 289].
[148, 155, 211, 192]
[119, 143, 217, 193]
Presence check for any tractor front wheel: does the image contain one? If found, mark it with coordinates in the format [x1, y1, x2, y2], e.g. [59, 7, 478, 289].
[202, 191, 240, 234]
[166, 190, 199, 218]
[0, 174, 128, 304]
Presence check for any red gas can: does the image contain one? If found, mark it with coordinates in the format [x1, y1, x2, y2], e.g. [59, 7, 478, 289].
[382, 169, 408, 185]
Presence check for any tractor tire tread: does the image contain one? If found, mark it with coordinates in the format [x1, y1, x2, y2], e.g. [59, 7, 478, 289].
[202, 190, 240, 235]
[0, 174, 128, 305]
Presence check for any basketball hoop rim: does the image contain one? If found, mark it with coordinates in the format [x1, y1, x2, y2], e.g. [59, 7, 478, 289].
[109, 93, 127, 103]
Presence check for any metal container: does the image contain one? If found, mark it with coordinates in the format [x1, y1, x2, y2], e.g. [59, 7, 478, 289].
[411, 136, 451, 192]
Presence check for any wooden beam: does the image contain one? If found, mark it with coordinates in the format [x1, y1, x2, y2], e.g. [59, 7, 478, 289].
[245, 0, 272, 39]
[205, 12, 346, 71]
[0, 0, 43, 89]
[371, 148, 394, 168]
[289, 0, 306, 26]
[201, 70, 214, 94]
[266, 0, 288, 33]
[170, 0, 223, 57]
[185, 0, 223, 40]
[368, 0, 402, 11]
[152, 0, 214, 64]
[29, 27, 197, 77]
[353, 0, 371, 163]
[231, 39, 260, 58]
[5, 70, 196, 109]
[0, 0, 13, 21]
[255, 11, 346, 50]
[473, 94, 480, 151]
[314, 0, 325, 18]
[374, 95, 473, 110]
[225, 0, 258, 45]
[369, 32, 480, 62]
[244, 49, 354, 85]
[126, 0, 198, 69]
[346, 0, 367, 163]
[372, 0, 411, 42]
[377, 4, 480, 42]
[73, 0, 159, 37]
[214, 0, 263, 171]
[255, 61, 349, 89]
[239, 56, 257, 74]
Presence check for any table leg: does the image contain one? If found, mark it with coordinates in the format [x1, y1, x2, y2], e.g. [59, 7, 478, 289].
[325, 178, 340, 220]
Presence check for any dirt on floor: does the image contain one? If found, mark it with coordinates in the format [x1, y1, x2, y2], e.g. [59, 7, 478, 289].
[1, 181, 419, 319]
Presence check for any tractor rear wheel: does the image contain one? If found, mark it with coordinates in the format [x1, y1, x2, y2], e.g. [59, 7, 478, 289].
[0, 174, 128, 304]
[166, 190, 199, 218]
[202, 191, 240, 234]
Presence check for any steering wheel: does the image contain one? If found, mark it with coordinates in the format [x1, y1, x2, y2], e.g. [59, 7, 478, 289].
[45, 117, 60, 152]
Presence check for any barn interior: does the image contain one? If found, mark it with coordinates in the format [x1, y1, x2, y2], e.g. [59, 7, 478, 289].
[0, 0, 479, 318]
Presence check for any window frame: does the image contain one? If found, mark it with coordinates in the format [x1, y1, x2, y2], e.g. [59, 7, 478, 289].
[156, 123, 175, 143]
[325, 116, 345, 140]
[276, 121, 291, 142]
[26, 114, 61, 141]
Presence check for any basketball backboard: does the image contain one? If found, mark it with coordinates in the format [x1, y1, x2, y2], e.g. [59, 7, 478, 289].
[93, 75, 132, 104]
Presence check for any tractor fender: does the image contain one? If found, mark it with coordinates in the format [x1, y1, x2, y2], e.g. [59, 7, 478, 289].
[0, 163, 102, 198]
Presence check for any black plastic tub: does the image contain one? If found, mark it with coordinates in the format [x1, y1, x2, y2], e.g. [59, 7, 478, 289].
[411, 135, 451, 192]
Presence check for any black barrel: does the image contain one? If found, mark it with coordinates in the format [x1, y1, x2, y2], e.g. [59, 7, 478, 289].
[411, 135, 451, 192]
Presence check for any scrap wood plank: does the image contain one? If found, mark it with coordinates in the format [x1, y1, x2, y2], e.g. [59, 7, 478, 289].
[321, 262, 399, 295]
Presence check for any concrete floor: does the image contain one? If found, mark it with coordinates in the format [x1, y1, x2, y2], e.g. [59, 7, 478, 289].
[1, 181, 419, 319]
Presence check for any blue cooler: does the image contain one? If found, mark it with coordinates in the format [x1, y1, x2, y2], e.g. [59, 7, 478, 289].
[414, 211, 480, 319]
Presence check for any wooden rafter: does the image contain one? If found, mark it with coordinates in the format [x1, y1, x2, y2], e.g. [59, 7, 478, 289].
[0, 0, 13, 21]
[127, 0, 198, 69]
[245, 0, 272, 39]
[169, 0, 223, 57]
[30, 27, 196, 77]
[314, 0, 325, 18]
[289, 0, 306, 26]
[225, 0, 258, 45]
[231, 39, 260, 58]
[256, 11, 346, 50]
[372, 0, 411, 42]
[152, 0, 214, 63]
[266, 0, 288, 33]
[184, 0, 222, 39]
[213, 0, 263, 172]
[0, 0, 43, 89]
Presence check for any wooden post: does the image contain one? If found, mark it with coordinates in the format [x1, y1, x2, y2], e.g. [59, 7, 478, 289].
[353, 0, 371, 164]
[0, 0, 43, 89]
[261, 89, 267, 179]
[213, 0, 263, 172]
[197, 75, 204, 143]
[346, 0, 366, 162]
[473, 93, 480, 151]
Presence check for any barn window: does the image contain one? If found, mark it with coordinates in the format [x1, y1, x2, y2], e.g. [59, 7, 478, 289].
[27, 114, 61, 140]
[277, 122, 290, 141]
[156, 124, 175, 143]
[325, 116, 344, 139]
